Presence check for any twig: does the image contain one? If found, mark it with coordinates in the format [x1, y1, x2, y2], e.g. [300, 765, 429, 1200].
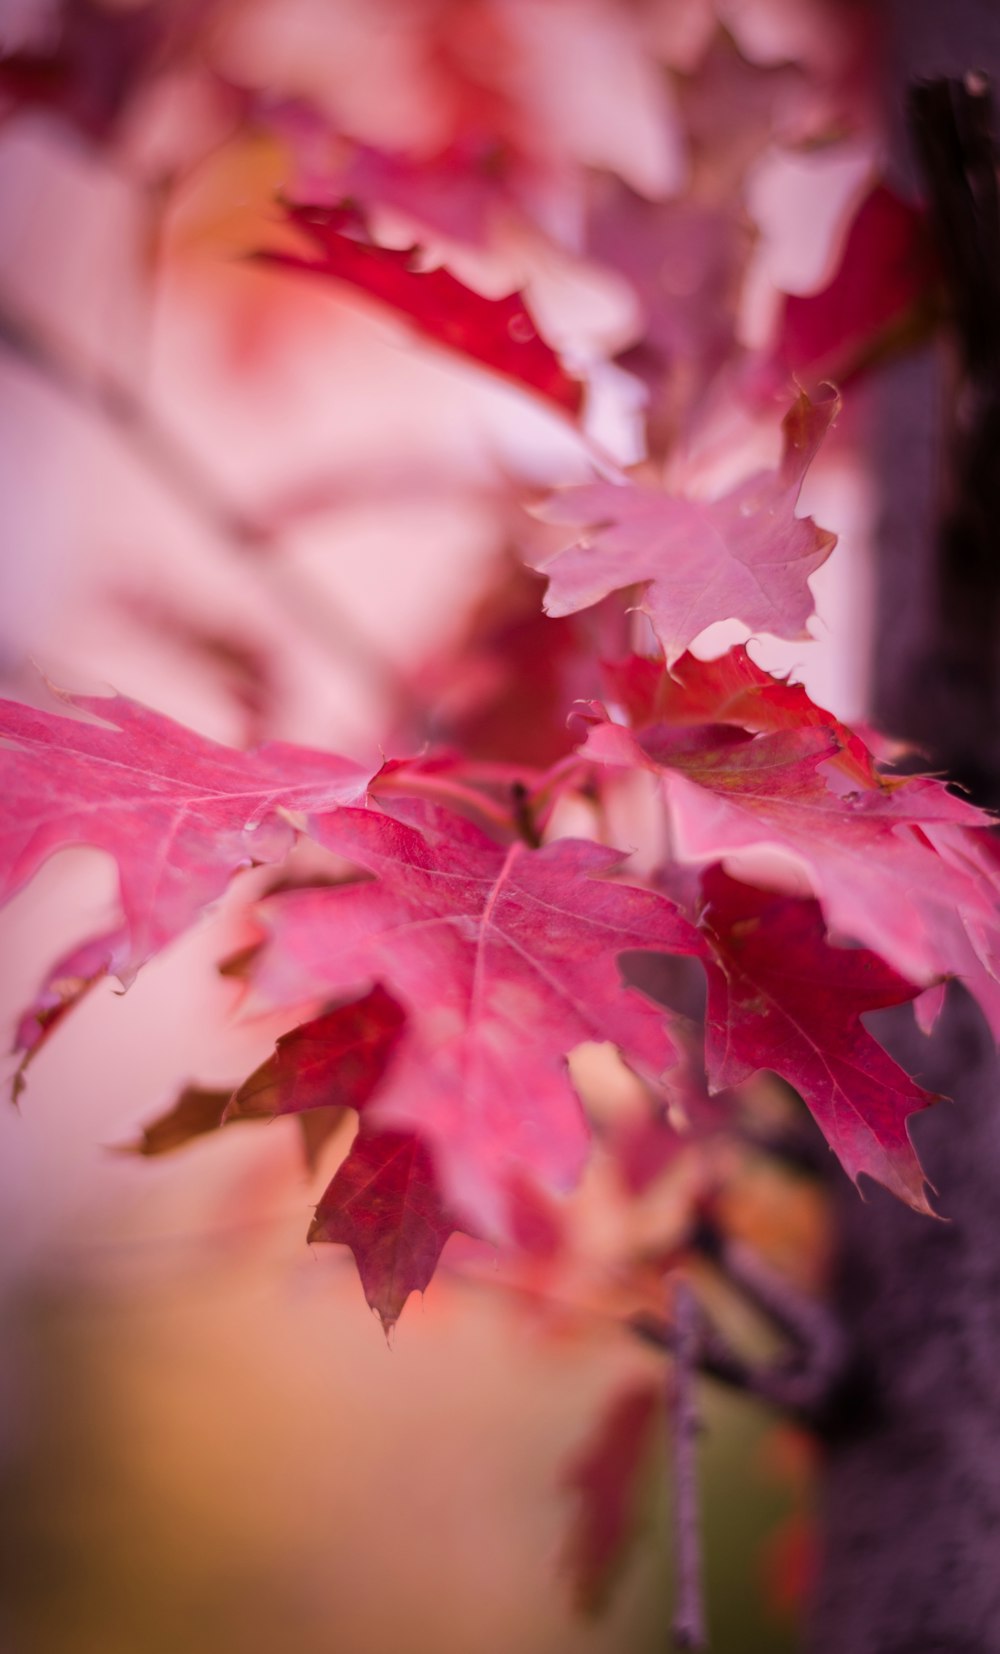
[719, 1238, 841, 1367]
[670, 1278, 708, 1651]
[370, 767, 519, 835]
[631, 1307, 797, 1413]
[632, 1234, 847, 1429]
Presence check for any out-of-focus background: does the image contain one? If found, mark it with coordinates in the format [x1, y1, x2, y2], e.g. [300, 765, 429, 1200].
[0, 1, 879, 1647]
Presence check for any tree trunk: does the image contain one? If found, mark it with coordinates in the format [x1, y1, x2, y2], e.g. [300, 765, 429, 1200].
[809, 1000, 1000, 1653]
[808, 5, 1000, 1649]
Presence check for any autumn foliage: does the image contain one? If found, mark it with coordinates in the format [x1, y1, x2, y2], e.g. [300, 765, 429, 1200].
[0, 0, 985, 1637]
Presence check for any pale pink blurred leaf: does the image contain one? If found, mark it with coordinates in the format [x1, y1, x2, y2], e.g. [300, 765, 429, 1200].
[536, 390, 838, 664]
[561, 1379, 662, 1612]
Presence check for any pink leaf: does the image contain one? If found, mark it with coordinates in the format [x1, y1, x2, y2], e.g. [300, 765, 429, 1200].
[536, 391, 838, 665]
[247, 801, 701, 1234]
[0, 689, 373, 980]
[310, 1127, 463, 1333]
[578, 652, 1000, 1021]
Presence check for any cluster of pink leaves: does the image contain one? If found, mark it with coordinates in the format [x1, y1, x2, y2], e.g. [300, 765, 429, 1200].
[3, 636, 998, 1328]
[0, 0, 973, 1355]
[0, 6, 983, 1618]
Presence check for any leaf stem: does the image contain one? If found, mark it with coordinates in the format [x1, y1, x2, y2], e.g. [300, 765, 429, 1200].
[370, 767, 517, 834]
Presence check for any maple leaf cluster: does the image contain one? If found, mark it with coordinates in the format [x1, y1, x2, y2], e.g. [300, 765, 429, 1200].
[3, 631, 995, 1328]
[0, 0, 980, 1395]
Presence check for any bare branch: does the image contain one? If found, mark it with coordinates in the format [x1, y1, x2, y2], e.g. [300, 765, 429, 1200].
[633, 1235, 848, 1430]
[669, 1279, 709, 1651]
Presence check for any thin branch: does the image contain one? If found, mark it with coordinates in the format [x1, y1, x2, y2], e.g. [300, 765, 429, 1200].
[670, 1278, 708, 1651]
[718, 1237, 841, 1365]
[632, 1234, 847, 1429]
[631, 1306, 805, 1414]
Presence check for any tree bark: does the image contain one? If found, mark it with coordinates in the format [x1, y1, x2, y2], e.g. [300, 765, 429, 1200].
[809, 1001, 1000, 1653]
[808, 5, 1000, 1650]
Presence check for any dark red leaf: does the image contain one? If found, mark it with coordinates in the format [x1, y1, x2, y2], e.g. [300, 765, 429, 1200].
[257, 202, 584, 416]
[229, 983, 462, 1327]
[310, 1127, 463, 1332]
[699, 869, 936, 1211]
[127, 1085, 232, 1157]
[226, 983, 406, 1123]
[578, 655, 1000, 1023]
[600, 647, 877, 785]
[247, 800, 701, 1235]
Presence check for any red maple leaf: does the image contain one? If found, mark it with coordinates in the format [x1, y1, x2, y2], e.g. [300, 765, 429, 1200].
[257, 201, 584, 416]
[126, 987, 405, 1172]
[227, 982, 403, 1126]
[0, 690, 374, 981]
[599, 646, 876, 783]
[535, 390, 838, 665]
[225, 983, 460, 1329]
[310, 1127, 463, 1333]
[577, 653, 1000, 1025]
[243, 800, 701, 1234]
[699, 868, 936, 1211]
